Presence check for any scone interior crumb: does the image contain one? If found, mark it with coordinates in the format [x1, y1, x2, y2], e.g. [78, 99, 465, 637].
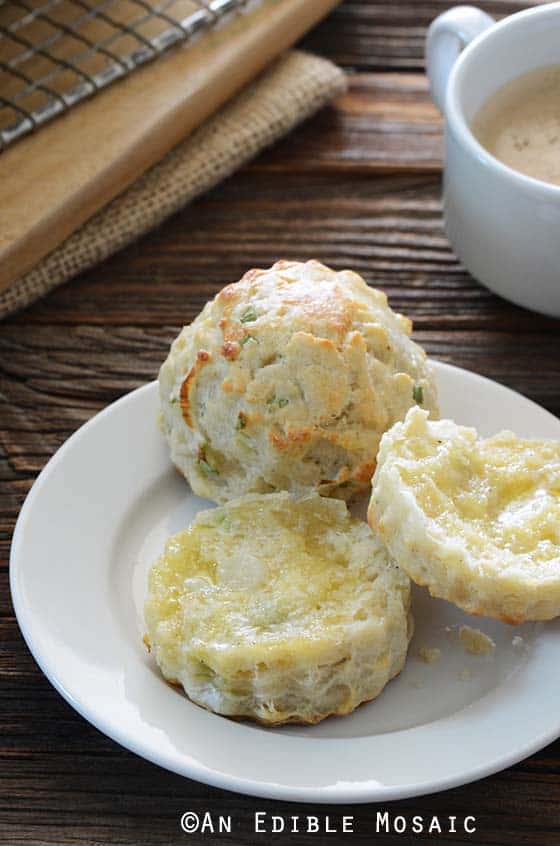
[370, 406, 560, 623]
[380, 409, 560, 577]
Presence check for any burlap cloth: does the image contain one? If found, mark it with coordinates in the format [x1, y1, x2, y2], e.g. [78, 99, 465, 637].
[0, 50, 345, 319]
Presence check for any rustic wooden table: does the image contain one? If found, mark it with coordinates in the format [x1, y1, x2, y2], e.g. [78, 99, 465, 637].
[1, 1, 559, 844]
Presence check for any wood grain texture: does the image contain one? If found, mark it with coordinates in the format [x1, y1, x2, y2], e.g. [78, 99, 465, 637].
[253, 74, 443, 172]
[1, 1, 560, 844]
[301, 0, 543, 70]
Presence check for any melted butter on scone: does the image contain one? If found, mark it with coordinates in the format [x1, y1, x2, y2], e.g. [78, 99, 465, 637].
[145, 492, 412, 725]
[369, 407, 560, 624]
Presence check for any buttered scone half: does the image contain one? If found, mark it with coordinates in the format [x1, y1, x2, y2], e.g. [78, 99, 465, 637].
[144, 492, 413, 725]
[158, 259, 438, 503]
[369, 407, 560, 624]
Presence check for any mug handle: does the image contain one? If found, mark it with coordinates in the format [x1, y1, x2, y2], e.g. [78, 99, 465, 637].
[426, 6, 494, 113]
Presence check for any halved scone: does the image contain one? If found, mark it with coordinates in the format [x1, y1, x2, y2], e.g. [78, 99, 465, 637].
[145, 492, 412, 725]
[369, 407, 560, 624]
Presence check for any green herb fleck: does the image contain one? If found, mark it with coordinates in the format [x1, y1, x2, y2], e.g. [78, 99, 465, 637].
[240, 334, 254, 346]
[216, 512, 233, 530]
[240, 306, 257, 323]
[413, 384, 424, 405]
[171, 397, 179, 405]
[235, 413, 246, 430]
[197, 443, 220, 476]
[236, 430, 255, 450]
[267, 395, 289, 408]
[197, 458, 219, 478]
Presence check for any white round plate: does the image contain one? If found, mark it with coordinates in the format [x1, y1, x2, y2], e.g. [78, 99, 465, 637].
[10, 362, 560, 803]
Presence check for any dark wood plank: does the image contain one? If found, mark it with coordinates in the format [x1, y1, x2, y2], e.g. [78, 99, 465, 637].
[252, 74, 443, 173]
[4, 171, 558, 337]
[301, 0, 543, 71]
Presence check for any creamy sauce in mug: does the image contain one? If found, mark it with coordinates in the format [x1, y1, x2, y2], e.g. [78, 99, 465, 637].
[471, 64, 560, 187]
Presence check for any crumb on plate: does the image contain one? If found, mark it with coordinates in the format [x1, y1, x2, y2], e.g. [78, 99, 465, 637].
[459, 625, 495, 656]
[418, 646, 442, 664]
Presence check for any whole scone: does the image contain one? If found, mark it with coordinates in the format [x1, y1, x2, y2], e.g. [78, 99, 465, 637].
[369, 407, 560, 624]
[144, 492, 413, 725]
[159, 260, 439, 503]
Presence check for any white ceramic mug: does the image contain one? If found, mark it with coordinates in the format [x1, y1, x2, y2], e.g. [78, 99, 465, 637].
[426, 4, 560, 318]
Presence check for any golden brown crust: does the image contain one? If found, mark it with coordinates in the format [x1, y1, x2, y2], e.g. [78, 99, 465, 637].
[268, 428, 313, 449]
[423, 582, 525, 626]
[354, 460, 376, 483]
[218, 318, 244, 344]
[159, 260, 439, 503]
[216, 282, 239, 303]
[241, 267, 264, 282]
[179, 350, 210, 427]
[221, 341, 239, 361]
[179, 369, 194, 427]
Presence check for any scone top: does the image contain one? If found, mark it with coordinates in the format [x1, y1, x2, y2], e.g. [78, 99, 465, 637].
[159, 260, 439, 503]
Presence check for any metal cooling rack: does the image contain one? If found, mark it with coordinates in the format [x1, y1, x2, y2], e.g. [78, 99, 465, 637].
[0, 0, 258, 149]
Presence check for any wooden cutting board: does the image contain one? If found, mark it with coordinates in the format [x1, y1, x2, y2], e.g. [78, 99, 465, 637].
[0, 0, 340, 294]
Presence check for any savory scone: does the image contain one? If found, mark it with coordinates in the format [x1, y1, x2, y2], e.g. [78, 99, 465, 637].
[369, 407, 560, 624]
[158, 259, 438, 503]
[144, 492, 413, 725]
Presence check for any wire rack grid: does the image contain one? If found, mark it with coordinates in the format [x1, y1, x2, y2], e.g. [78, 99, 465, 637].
[0, 0, 260, 149]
